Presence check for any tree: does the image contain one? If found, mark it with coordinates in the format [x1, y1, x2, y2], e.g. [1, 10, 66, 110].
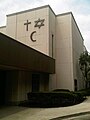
[79, 51, 90, 88]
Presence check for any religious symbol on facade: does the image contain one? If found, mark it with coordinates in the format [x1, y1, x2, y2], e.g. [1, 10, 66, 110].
[30, 31, 36, 42]
[34, 18, 45, 29]
[24, 20, 31, 31]
[24, 18, 45, 42]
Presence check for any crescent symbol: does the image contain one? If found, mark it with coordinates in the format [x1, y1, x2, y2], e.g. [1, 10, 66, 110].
[30, 31, 36, 42]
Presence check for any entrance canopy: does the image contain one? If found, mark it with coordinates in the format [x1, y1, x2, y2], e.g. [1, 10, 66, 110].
[0, 33, 55, 73]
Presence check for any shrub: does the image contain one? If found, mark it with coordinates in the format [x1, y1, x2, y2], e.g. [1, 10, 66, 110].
[26, 91, 82, 108]
[52, 89, 70, 92]
[19, 90, 85, 108]
[78, 88, 90, 96]
[72, 91, 85, 104]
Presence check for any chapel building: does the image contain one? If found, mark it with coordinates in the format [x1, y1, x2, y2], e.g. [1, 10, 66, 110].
[0, 5, 84, 105]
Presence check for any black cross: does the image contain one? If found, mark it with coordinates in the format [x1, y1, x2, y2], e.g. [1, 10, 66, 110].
[24, 20, 31, 31]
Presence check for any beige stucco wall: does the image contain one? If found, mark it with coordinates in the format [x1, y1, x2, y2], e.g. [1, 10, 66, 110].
[54, 13, 84, 91]
[0, 26, 6, 34]
[0, 5, 84, 93]
[55, 13, 74, 91]
[72, 15, 84, 90]
[40, 74, 49, 91]
[6, 15, 17, 39]
[5, 71, 19, 104]
[5, 70, 49, 104]
[17, 71, 32, 102]
[17, 71, 49, 102]
[49, 8, 56, 58]
[6, 6, 50, 56]
[48, 7, 57, 90]
[5, 71, 32, 104]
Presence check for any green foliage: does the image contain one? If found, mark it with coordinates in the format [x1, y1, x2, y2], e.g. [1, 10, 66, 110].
[79, 51, 90, 88]
[78, 88, 90, 96]
[52, 89, 70, 92]
[21, 91, 85, 108]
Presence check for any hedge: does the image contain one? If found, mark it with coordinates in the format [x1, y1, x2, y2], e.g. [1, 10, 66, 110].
[77, 88, 90, 96]
[24, 91, 84, 108]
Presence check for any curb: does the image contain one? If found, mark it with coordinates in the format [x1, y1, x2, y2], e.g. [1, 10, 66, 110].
[50, 111, 90, 120]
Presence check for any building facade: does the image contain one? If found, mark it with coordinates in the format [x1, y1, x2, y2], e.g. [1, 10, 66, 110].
[0, 5, 84, 105]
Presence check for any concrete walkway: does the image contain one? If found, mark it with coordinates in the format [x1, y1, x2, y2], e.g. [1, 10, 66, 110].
[0, 97, 90, 120]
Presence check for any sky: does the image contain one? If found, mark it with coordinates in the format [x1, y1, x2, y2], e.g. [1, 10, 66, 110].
[0, 0, 90, 52]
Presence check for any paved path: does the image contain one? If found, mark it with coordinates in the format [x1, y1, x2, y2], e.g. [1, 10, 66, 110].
[0, 97, 90, 120]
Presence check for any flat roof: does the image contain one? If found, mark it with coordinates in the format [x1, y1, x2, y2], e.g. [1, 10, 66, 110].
[7, 5, 56, 17]
[0, 5, 84, 42]
[0, 26, 6, 28]
[57, 12, 84, 41]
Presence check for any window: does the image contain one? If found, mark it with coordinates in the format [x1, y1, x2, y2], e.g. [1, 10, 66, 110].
[52, 34, 54, 57]
[74, 79, 77, 91]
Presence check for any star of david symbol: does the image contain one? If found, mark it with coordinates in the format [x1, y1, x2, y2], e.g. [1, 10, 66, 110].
[34, 18, 45, 29]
